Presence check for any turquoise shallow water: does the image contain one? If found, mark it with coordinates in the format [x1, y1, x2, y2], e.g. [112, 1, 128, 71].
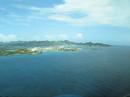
[0, 46, 130, 97]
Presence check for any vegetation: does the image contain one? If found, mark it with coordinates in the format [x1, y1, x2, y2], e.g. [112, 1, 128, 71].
[0, 41, 110, 56]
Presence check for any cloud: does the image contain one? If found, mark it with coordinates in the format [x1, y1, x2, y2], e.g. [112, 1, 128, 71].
[0, 32, 84, 42]
[49, 0, 130, 27]
[7, 0, 130, 27]
[76, 33, 83, 38]
[0, 33, 17, 42]
[44, 34, 68, 40]
[44, 32, 84, 41]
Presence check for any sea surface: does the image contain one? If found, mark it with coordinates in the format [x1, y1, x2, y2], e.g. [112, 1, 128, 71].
[0, 46, 130, 97]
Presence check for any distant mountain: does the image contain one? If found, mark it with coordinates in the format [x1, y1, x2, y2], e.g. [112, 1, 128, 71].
[0, 40, 111, 56]
[0, 40, 111, 50]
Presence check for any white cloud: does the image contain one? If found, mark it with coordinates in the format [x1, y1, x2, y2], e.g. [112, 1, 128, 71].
[49, 0, 130, 27]
[13, 0, 130, 27]
[44, 33, 84, 41]
[44, 34, 68, 40]
[0, 33, 17, 42]
[76, 33, 83, 38]
[45, 35, 54, 40]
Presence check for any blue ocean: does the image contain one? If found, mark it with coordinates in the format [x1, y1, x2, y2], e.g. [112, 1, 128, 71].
[0, 46, 130, 97]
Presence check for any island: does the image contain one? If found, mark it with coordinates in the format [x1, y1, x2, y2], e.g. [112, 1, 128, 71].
[0, 40, 111, 56]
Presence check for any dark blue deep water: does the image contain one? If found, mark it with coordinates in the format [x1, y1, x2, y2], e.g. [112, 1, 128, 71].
[0, 46, 130, 97]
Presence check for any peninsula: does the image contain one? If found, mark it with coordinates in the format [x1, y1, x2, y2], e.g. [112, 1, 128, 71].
[0, 40, 110, 56]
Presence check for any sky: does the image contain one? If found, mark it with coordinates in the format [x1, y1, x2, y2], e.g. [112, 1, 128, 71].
[0, 0, 130, 45]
